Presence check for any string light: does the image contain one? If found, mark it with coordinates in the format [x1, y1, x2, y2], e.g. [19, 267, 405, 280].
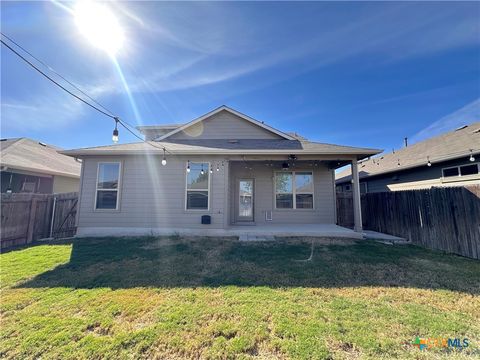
[216, 163, 220, 172]
[112, 117, 119, 143]
[201, 164, 204, 175]
[427, 156, 432, 167]
[397, 159, 400, 167]
[161, 148, 167, 166]
[209, 164, 213, 174]
[186, 160, 191, 173]
[470, 150, 475, 162]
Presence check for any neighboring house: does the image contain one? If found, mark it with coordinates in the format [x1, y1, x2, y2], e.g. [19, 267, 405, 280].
[0, 138, 81, 194]
[61, 106, 380, 236]
[336, 122, 480, 193]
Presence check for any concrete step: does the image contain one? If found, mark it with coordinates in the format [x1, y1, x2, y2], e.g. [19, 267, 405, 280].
[239, 234, 275, 242]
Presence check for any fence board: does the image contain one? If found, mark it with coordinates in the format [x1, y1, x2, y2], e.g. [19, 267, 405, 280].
[1, 192, 78, 250]
[356, 185, 480, 259]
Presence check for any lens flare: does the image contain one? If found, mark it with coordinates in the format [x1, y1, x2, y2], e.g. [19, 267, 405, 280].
[74, 1, 124, 55]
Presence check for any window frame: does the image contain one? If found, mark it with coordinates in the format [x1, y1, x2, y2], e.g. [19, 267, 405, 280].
[442, 163, 479, 179]
[274, 171, 314, 210]
[185, 161, 211, 211]
[94, 161, 122, 211]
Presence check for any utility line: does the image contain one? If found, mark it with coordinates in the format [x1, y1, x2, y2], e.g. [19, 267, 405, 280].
[1, 39, 117, 120]
[1, 35, 172, 154]
[1, 31, 117, 119]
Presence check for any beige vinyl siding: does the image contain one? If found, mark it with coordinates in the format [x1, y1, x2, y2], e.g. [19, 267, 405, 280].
[167, 110, 283, 140]
[77, 155, 227, 230]
[53, 175, 79, 194]
[229, 162, 335, 224]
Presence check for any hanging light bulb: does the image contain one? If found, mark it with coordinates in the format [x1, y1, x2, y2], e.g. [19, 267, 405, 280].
[427, 156, 432, 167]
[186, 160, 191, 173]
[209, 164, 213, 174]
[201, 164, 204, 175]
[397, 159, 400, 167]
[470, 150, 475, 162]
[112, 117, 119, 143]
[161, 148, 167, 166]
[216, 163, 220, 172]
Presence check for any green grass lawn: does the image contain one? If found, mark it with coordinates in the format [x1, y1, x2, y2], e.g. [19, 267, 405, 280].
[1, 237, 479, 359]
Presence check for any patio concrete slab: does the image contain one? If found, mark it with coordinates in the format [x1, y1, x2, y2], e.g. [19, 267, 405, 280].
[228, 223, 363, 239]
[77, 224, 364, 240]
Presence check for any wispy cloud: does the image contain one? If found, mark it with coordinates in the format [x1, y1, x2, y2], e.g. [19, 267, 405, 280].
[94, 2, 480, 95]
[410, 98, 480, 143]
[1, 95, 85, 132]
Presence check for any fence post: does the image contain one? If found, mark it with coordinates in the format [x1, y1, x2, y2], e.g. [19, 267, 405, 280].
[49, 196, 57, 238]
[26, 197, 38, 243]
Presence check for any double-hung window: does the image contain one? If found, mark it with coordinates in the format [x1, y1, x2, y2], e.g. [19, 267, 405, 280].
[275, 171, 314, 209]
[186, 162, 209, 210]
[95, 162, 121, 210]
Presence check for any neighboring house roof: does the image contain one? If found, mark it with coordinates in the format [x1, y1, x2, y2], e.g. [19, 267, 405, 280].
[336, 121, 480, 184]
[154, 105, 296, 141]
[0, 138, 81, 178]
[60, 139, 380, 159]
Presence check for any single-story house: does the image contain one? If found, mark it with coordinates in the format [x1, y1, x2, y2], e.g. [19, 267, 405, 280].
[336, 122, 480, 193]
[1, 138, 81, 194]
[61, 106, 381, 236]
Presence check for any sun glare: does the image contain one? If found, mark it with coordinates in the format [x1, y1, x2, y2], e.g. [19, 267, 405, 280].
[74, 1, 124, 55]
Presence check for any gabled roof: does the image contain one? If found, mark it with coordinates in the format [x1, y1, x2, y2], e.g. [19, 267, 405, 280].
[336, 121, 480, 183]
[61, 139, 380, 159]
[0, 138, 81, 178]
[155, 105, 296, 141]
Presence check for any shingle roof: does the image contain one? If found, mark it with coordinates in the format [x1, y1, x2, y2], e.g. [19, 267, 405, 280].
[0, 138, 81, 178]
[61, 139, 380, 158]
[336, 122, 480, 183]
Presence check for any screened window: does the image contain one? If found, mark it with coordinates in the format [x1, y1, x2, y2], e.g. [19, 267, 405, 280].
[186, 162, 209, 210]
[442, 167, 459, 177]
[443, 164, 479, 178]
[96, 163, 120, 210]
[275, 171, 314, 209]
[460, 164, 479, 176]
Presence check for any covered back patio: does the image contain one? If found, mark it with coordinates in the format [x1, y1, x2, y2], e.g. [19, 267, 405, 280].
[225, 155, 364, 234]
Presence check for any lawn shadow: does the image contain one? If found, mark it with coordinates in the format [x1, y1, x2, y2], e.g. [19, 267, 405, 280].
[18, 236, 480, 294]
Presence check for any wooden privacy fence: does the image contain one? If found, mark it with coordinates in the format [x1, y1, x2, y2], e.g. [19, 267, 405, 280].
[336, 192, 354, 229]
[337, 185, 480, 259]
[362, 186, 480, 259]
[0, 192, 78, 249]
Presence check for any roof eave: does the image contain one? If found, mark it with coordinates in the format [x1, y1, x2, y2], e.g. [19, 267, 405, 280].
[0, 163, 80, 178]
[60, 149, 381, 157]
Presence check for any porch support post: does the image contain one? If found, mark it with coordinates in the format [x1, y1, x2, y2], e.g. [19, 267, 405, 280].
[351, 160, 363, 232]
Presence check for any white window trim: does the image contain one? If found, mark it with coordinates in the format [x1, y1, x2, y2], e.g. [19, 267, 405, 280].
[442, 162, 479, 178]
[274, 171, 314, 210]
[185, 161, 211, 211]
[94, 161, 122, 211]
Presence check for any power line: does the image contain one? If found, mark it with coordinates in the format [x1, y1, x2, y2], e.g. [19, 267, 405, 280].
[1, 35, 171, 154]
[1, 31, 117, 119]
[1, 38, 117, 119]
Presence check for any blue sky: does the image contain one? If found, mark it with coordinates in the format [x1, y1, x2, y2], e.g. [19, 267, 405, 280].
[1, 1, 479, 152]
